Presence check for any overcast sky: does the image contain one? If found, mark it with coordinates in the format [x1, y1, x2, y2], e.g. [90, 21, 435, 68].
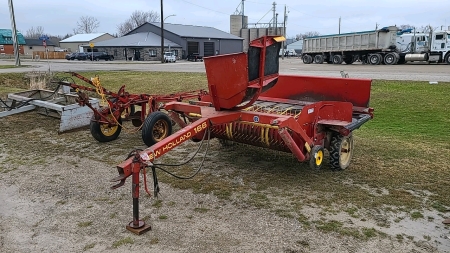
[1, 0, 449, 38]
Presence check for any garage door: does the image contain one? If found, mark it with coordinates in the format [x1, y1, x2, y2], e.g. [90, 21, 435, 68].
[204, 42, 214, 57]
[187, 42, 199, 55]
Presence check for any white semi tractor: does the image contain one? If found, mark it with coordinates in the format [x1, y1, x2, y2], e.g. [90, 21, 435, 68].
[301, 26, 450, 65]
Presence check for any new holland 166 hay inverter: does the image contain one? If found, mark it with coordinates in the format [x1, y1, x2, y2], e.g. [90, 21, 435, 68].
[111, 36, 374, 234]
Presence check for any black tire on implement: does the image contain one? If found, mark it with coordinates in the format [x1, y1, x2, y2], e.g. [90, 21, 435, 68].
[90, 113, 122, 142]
[329, 134, 354, 170]
[142, 111, 172, 147]
[309, 145, 324, 170]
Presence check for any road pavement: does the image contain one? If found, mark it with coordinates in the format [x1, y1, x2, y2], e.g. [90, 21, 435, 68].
[1, 58, 449, 81]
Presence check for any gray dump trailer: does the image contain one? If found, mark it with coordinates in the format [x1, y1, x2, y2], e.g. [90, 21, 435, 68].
[301, 26, 401, 65]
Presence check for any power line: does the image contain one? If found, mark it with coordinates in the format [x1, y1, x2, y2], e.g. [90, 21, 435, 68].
[177, 0, 231, 15]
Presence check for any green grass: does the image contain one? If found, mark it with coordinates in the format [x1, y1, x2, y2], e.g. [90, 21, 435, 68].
[83, 243, 96, 251]
[0, 65, 29, 69]
[112, 237, 134, 248]
[364, 80, 450, 143]
[77, 221, 93, 227]
[1, 72, 449, 241]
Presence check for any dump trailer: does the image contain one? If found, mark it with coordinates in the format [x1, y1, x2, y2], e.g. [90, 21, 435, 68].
[302, 26, 402, 65]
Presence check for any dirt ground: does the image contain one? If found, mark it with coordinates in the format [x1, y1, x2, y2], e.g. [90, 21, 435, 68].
[0, 110, 448, 253]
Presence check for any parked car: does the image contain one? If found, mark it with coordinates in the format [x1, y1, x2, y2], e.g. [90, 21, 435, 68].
[76, 52, 90, 60]
[89, 52, 114, 61]
[186, 53, 203, 62]
[163, 52, 176, 63]
[65, 53, 76, 60]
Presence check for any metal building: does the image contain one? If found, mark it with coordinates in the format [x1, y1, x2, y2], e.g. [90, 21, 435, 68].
[127, 22, 244, 59]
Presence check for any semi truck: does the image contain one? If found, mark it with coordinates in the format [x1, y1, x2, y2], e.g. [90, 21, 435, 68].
[301, 26, 450, 65]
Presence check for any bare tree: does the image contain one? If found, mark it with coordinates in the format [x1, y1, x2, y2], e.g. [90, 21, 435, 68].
[117, 10, 160, 36]
[295, 31, 320, 41]
[73, 16, 100, 34]
[398, 24, 414, 30]
[25, 26, 45, 38]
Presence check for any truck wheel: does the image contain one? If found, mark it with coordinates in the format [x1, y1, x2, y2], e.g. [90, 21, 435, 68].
[302, 55, 312, 64]
[90, 113, 122, 142]
[314, 55, 324, 64]
[445, 54, 450, 64]
[332, 55, 343, 64]
[384, 53, 398, 65]
[344, 57, 354, 64]
[309, 145, 324, 170]
[329, 134, 354, 170]
[142, 111, 172, 147]
[368, 54, 382, 65]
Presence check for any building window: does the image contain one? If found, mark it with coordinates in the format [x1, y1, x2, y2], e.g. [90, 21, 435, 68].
[113, 49, 118, 56]
[171, 49, 178, 56]
[149, 49, 157, 57]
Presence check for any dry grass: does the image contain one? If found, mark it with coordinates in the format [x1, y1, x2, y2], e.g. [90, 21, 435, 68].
[1, 71, 449, 242]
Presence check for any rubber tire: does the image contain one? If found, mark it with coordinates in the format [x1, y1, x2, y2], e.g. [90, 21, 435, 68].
[314, 55, 324, 64]
[329, 134, 354, 170]
[384, 53, 398, 65]
[309, 145, 324, 170]
[445, 54, 450, 64]
[369, 54, 382, 65]
[90, 113, 122, 142]
[344, 56, 355, 64]
[142, 111, 173, 147]
[332, 55, 343, 64]
[302, 55, 312, 64]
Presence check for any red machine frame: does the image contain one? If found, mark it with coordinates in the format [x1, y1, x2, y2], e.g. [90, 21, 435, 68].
[56, 72, 207, 142]
[110, 36, 374, 234]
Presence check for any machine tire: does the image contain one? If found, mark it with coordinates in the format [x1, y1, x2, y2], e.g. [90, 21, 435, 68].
[332, 55, 343, 64]
[384, 52, 398, 65]
[445, 53, 450, 64]
[368, 54, 382, 65]
[90, 113, 122, 142]
[344, 57, 355, 64]
[314, 55, 324, 64]
[309, 145, 324, 170]
[142, 111, 172, 146]
[329, 134, 354, 170]
[302, 55, 313, 64]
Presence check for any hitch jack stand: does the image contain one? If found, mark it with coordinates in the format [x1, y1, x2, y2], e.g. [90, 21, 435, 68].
[126, 160, 151, 235]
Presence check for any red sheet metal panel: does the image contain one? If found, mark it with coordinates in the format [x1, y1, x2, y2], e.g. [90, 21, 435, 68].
[261, 75, 372, 108]
[204, 52, 249, 110]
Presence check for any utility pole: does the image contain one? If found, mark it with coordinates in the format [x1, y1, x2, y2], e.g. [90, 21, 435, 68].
[275, 13, 278, 32]
[8, 0, 20, 66]
[375, 23, 379, 30]
[282, 5, 286, 60]
[241, 0, 245, 29]
[272, 2, 276, 28]
[338, 17, 341, 34]
[160, 0, 164, 63]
